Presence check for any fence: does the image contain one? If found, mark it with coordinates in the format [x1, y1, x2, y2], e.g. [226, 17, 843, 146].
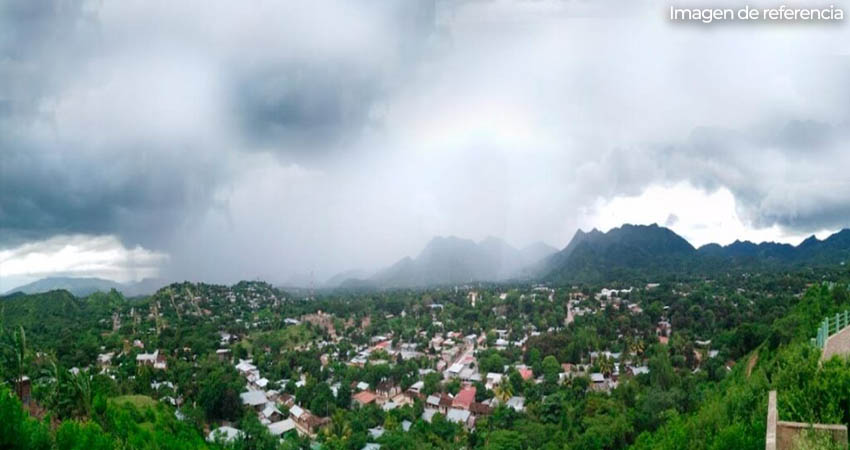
[812, 310, 850, 349]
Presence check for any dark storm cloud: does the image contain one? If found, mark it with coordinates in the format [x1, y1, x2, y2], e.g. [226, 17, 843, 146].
[227, 2, 436, 160]
[2, 0, 850, 285]
[0, 0, 435, 247]
[0, 142, 226, 248]
[230, 63, 384, 156]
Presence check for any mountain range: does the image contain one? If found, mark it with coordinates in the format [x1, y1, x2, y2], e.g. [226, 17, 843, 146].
[2, 277, 165, 298]
[6, 224, 850, 295]
[335, 236, 558, 288]
[541, 223, 850, 283]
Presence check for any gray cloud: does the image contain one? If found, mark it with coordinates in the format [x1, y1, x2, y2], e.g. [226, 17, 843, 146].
[651, 119, 850, 233]
[2, 0, 850, 284]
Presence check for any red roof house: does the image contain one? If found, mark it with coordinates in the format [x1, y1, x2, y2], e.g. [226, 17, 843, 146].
[352, 390, 377, 407]
[452, 386, 476, 410]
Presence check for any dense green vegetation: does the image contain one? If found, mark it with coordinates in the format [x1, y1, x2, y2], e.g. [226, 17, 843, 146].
[1, 262, 849, 448]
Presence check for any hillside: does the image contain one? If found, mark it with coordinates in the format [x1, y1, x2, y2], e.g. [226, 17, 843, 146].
[3, 276, 164, 297]
[0, 289, 124, 367]
[633, 282, 850, 449]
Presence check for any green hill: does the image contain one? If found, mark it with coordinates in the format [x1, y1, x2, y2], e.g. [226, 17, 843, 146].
[632, 282, 850, 449]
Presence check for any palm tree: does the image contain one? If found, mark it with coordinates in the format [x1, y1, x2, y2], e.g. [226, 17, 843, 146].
[71, 369, 93, 418]
[39, 360, 75, 418]
[323, 410, 352, 450]
[0, 326, 29, 399]
[630, 339, 645, 360]
[494, 382, 513, 404]
[598, 356, 614, 377]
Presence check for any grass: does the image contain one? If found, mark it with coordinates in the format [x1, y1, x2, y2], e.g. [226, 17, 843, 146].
[243, 323, 316, 353]
[109, 395, 157, 410]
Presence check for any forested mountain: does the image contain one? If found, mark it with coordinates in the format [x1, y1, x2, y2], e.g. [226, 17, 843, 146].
[8, 228, 850, 294]
[369, 236, 557, 287]
[543, 224, 850, 283]
[3, 276, 163, 298]
[541, 224, 696, 283]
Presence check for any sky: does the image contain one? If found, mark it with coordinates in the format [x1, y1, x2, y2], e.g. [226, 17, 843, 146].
[1, 0, 850, 291]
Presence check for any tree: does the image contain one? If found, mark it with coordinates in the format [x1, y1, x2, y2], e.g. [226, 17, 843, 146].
[54, 421, 115, 450]
[336, 381, 351, 409]
[542, 355, 561, 387]
[309, 382, 335, 417]
[485, 430, 524, 450]
[649, 350, 676, 390]
[597, 356, 615, 378]
[1, 326, 30, 399]
[70, 369, 94, 419]
[423, 372, 442, 396]
[198, 363, 244, 422]
[0, 386, 51, 450]
[493, 383, 513, 404]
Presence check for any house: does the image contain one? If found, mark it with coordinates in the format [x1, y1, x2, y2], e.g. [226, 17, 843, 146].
[445, 408, 472, 428]
[235, 359, 257, 375]
[240, 391, 268, 410]
[276, 393, 295, 408]
[353, 390, 377, 407]
[253, 377, 269, 390]
[518, 368, 533, 381]
[289, 404, 305, 421]
[295, 412, 330, 437]
[589, 373, 610, 392]
[262, 403, 283, 422]
[446, 362, 464, 378]
[368, 426, 385, 439]
[137, 350, 167, 370]
[469, 402, 492, 417]
[485, 372, 503, 389]
[268, 418, 296, 436]
[207, 426, 244, 443]
[408, 380, 425, 394]
[97, 352, 115, 367]
[459, 367, 481, 382]
[506, 396, 525, 412]
[392, 392, 414, 407]
[628, 366, 649, 376]
[438, 393, 454, 413]
[452, 386, 476, 410]
[422, 408, 439, 422]
[382, 401, 398, 411]
[216, 349, 231, 361]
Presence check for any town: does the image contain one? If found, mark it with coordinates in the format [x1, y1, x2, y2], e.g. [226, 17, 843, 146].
[4, 271, 803, 450]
